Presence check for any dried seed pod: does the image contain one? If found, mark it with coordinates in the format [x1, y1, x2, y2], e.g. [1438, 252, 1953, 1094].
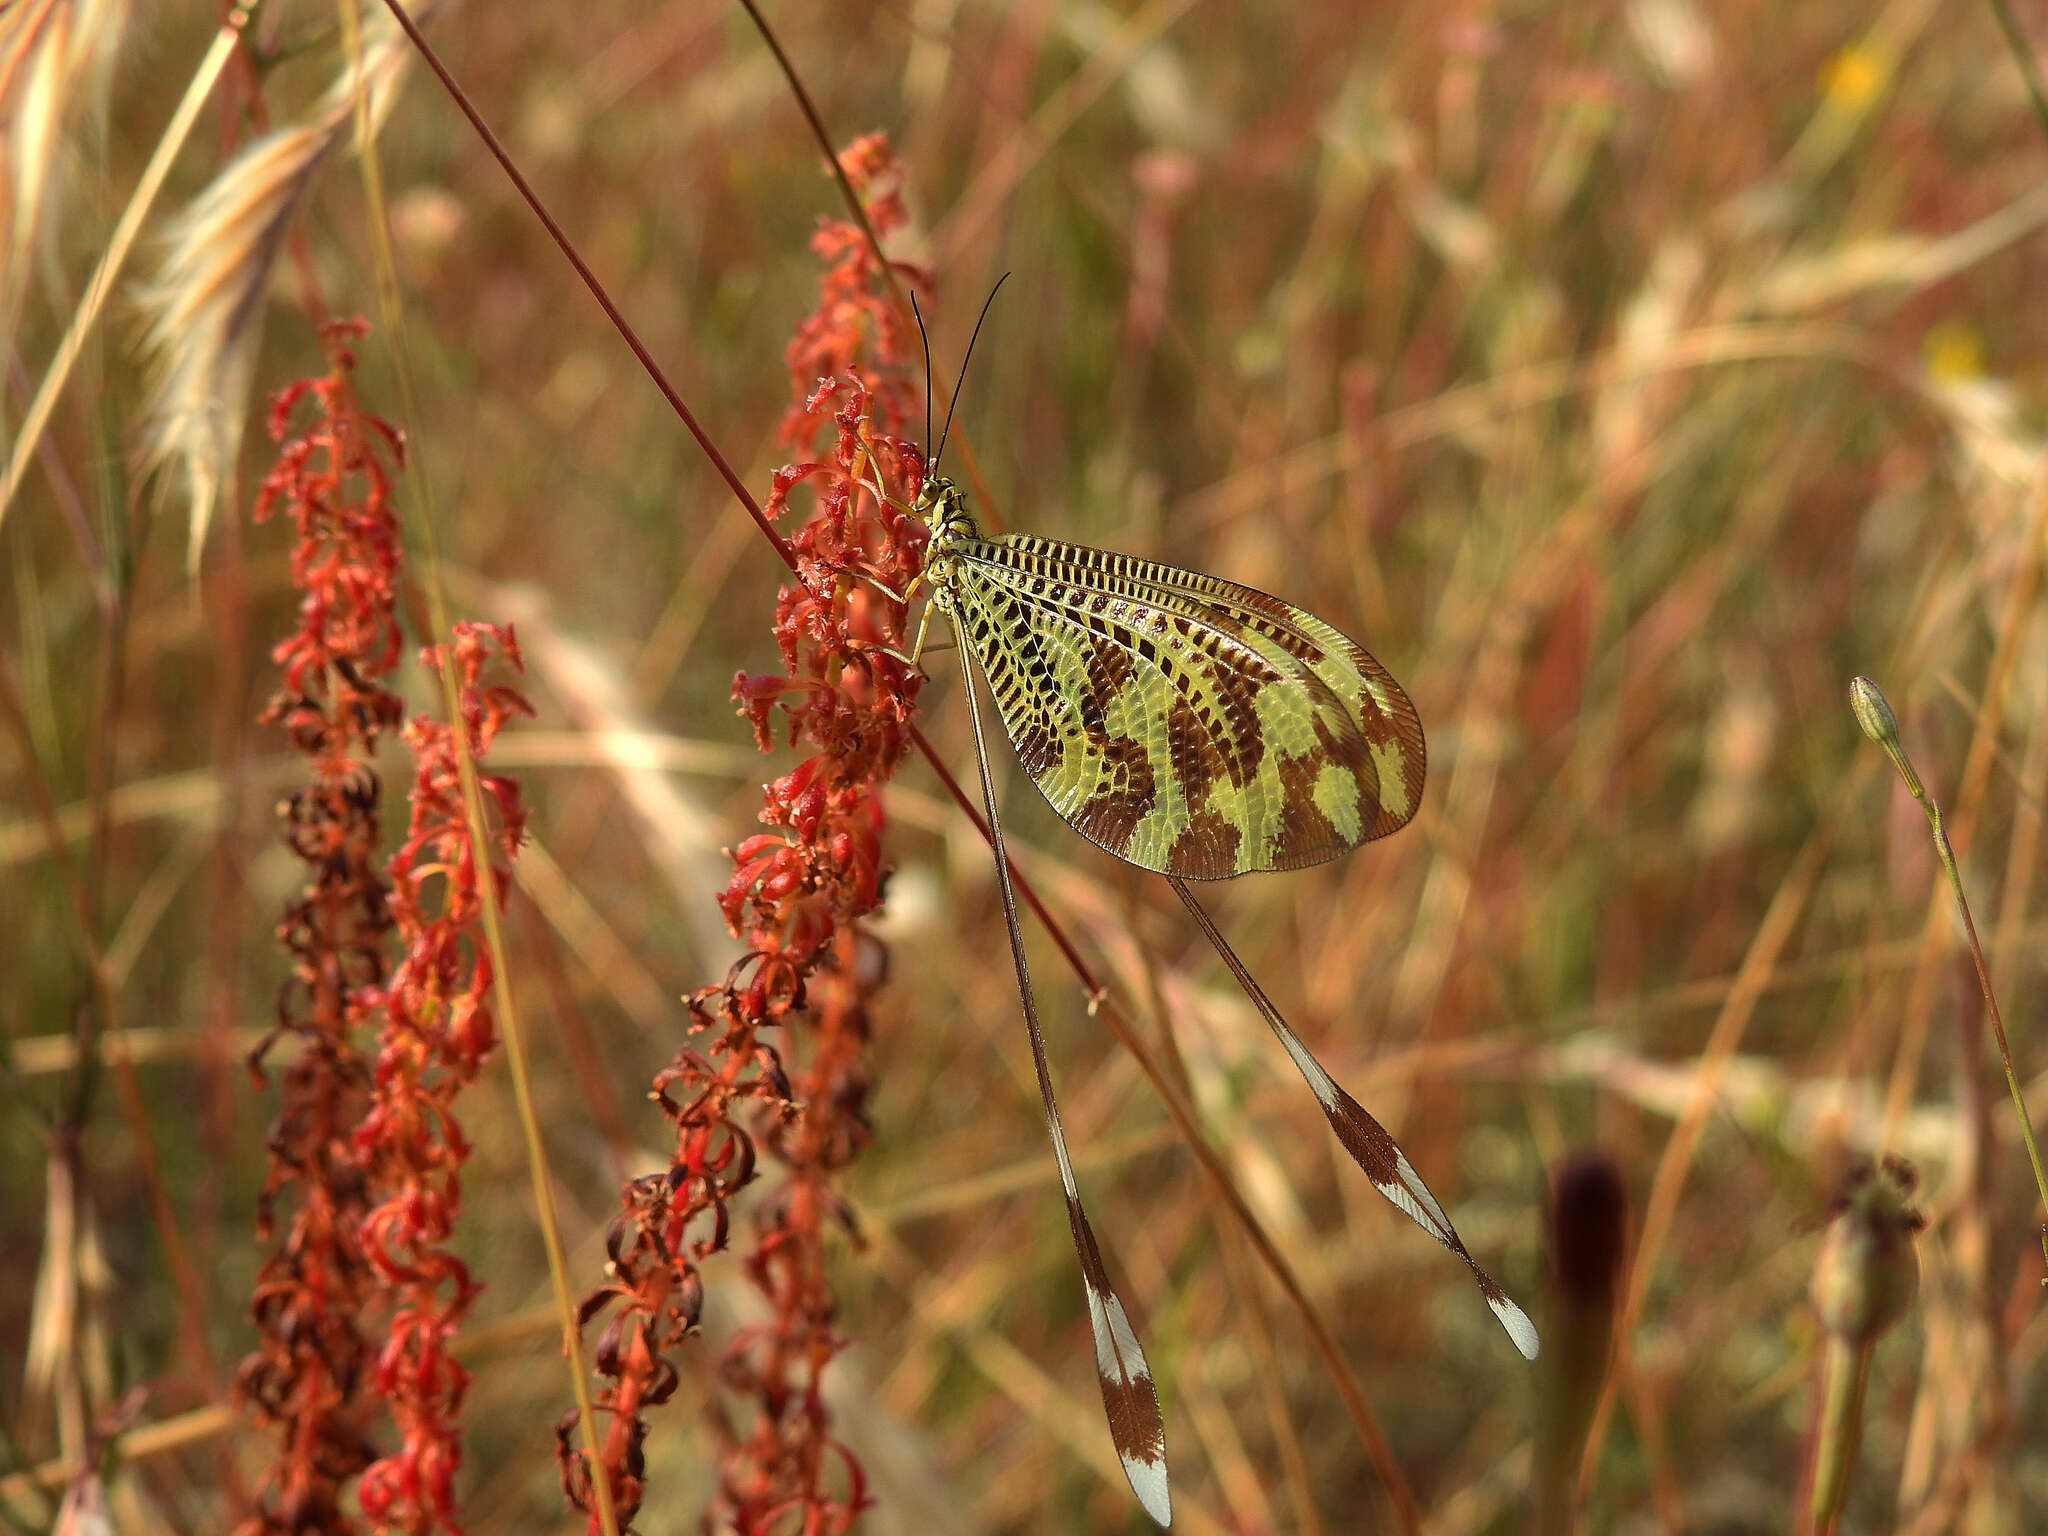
[1807, 1155, 1924, 1534]
[1810, 1155, 1923, 1346]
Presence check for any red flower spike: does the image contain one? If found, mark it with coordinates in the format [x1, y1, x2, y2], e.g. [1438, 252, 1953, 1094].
[352, 621, 533, 1535]
[563, 135, 922, 1534]
[236, 322, 405, 1536]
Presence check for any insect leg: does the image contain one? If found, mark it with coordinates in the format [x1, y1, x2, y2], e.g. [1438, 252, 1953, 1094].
[864, 569, 921, 605]
[953, 620, 1172, 1527]
[859, 589, 939, 673]
[855, 444, 919, 519]
[901, 588, 935, 665]
[1169, 877, 1540, 1362]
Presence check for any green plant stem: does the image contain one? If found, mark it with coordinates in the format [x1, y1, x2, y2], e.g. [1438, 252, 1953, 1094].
[1852, 676, 2048, 1271]
[1986, 0, 2048, 148]
[1809, 1336, 1872, 1535]
[1924, 803, 2048, 1268]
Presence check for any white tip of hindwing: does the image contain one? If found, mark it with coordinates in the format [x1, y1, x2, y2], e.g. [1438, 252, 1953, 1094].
[1084, 1275, 1171, 1524]
[1490, 1292, 1541, 1361]
[1072, 1198, 1172, 1526]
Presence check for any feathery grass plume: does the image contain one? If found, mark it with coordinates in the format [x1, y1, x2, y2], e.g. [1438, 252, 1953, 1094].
[238, 318, 406, 1536]
[354, 621, 533, 1536]
[131, 6, 416, 571]
[0, 0, 128, 325]
[1804, 1155, 1922, 1534]
[560, 132, 928, 1535]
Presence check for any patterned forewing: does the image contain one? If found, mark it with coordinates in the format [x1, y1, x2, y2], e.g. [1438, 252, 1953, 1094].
[947, 532, 1425, 878]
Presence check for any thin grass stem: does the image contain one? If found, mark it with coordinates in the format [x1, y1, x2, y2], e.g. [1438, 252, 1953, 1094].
[1851, 676, 2048, 1268]
[734, 0, 1007, 522]
[1985, 0, 2048, 147]
[341, 3, 620, 1530]
[371, 0, 792, 577]
[0, 653, 218, 1397]
[1579, 813, 1845, 1494]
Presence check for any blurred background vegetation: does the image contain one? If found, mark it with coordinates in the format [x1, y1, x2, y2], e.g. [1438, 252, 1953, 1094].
[5, 0, 2048, 1529]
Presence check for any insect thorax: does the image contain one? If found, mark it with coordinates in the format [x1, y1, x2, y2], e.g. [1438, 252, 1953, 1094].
[916, 474, 980, 548]
[914, 474, 982, 605]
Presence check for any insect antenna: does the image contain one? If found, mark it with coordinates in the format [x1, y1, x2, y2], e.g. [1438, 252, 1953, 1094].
[911, 289, 934, 469]
[929, 271, 1010, 476]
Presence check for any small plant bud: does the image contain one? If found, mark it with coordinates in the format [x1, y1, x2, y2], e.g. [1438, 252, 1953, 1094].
[1810, 1155, 1922, 1347]
[1847, 676, 1925, 800]
[1847, 675, 1896, 747]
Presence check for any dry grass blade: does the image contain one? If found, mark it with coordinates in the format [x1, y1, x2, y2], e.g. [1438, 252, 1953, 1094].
[1747, 179, 2048, 317]
[1578, 814, 1841, 1492]
[20, 1143, 113, 1472]
[0, 0, 128, 327]
[929, 0, 1200, 265]
[0, 7, 245, 532]
[132, 6, 416, 570]
[346, 8, 619, 1530]
[21, 1146, 83, 1461]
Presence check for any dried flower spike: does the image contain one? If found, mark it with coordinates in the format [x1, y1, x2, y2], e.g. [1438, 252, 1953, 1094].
[563, 132, 924, 1536]
[1534, 1152, 1628, 1536]
[237, 319, 405, 1536]
[354, 622, 533, 1536]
